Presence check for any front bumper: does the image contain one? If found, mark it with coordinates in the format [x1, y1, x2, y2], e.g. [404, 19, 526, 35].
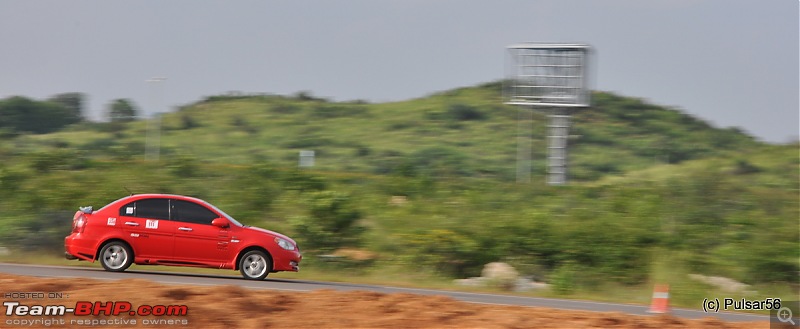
[272, 250, 302, 272]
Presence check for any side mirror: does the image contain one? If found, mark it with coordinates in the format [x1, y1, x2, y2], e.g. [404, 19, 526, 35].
[211, 218, 230, 228]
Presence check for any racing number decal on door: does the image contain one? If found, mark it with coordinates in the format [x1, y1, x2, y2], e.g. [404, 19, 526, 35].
[145, 220, 159, 229]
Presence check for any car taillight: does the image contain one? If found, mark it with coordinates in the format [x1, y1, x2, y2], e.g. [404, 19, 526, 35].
[73, 215, 86, 233]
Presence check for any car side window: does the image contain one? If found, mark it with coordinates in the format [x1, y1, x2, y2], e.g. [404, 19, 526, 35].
[171, 199, 217, 225]
[134, 198, 171, 220]
[119, 202, 136, 217]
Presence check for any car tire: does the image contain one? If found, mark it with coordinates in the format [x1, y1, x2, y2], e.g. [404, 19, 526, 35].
[99, 241, 133, 272]
[239, 250, 271, 280]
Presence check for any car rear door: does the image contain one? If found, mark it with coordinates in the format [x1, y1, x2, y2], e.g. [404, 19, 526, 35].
[117, 198, 176, 260]
[170, 199, 232, 264]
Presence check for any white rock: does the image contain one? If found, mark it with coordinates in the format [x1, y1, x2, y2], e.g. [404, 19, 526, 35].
[453, 277, 488, 287]
[530, 281, 551, 290]
[481, 262, 519, 290]
[688, 274, 750, 293]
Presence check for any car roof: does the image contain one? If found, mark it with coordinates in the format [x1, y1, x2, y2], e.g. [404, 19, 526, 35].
[115, 194, 208, 204]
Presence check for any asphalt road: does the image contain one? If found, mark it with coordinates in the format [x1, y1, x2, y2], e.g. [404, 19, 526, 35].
[0, 263, 767, 323]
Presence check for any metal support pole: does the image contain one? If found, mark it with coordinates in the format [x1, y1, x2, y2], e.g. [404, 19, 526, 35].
[547, 108, 570, 185]
[516, 107, 534, 183]
[145, 77, 166, 162]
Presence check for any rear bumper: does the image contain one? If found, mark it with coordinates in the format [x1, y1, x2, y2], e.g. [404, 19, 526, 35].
[64, 234, 97, 262]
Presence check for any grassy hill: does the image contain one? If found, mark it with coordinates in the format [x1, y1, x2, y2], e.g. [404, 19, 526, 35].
[7, 82, 760, 181]
[0, 82, 796, 306]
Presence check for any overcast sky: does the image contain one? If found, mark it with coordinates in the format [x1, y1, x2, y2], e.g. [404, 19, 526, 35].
[1, 0, 797, 143]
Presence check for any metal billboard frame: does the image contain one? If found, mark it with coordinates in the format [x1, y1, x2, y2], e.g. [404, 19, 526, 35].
[504, 43, 593, 186]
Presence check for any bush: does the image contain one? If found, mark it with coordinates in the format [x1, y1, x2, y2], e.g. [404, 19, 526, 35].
[0, 96, 81, 134]
[180, 114, 201, 130]
[282, 135, 334, 149]
[744, 241, 799, 283]
[401, 229, 483, 277]
[108, 141, 145, 161]
[281, 170, 327, 192]
[446, 104, 486, 121]
[168, 154, 200, 178]
[223, 170, 282, 222]
[386, 120, 413, 131]
[81, 137, 117, 152]
[270, 103, 302, 114]
[1, 211, 74, 251]
[289, 191, 366, 252]
[733, 159, 761, 175]
[309, 104, 367, 119]
[28, 150, 89, 173]
[406, 146, 472, 177]
[354, 145, 371, 157]
[550, 262, 577, 295]
[0, 167, 26, 195]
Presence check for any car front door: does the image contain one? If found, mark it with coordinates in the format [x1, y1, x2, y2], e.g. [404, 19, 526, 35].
[170, 199, 231, 264]
[117, 198, 176, 260]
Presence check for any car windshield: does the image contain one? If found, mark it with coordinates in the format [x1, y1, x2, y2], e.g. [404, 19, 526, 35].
[202, 201, 244, 227]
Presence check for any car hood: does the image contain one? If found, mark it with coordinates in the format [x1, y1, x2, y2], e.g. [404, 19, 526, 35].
[245, 226, 298, 245]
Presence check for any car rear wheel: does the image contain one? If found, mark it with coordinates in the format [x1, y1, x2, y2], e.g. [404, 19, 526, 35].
[99, 241, 133, 272]
[239, 250, 271, 280]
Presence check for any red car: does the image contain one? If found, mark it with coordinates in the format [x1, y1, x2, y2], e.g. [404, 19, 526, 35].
[64, 194, 301, 280]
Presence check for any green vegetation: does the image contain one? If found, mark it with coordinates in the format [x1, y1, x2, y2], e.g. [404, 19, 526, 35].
[107, 98, 138, 122]
[0, 82, 796, 307]
[0, 94, 84, 135]
[289, 190, 366, 252]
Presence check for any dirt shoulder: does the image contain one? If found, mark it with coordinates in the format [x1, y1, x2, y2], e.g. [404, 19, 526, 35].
[0, 274, 769, 329]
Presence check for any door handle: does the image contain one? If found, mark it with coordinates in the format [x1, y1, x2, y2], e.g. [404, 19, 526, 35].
[125, 222, 139, 226]
[178, 227, 193, 232]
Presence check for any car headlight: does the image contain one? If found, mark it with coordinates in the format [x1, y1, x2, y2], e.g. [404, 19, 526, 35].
[275, 237, 296, 251]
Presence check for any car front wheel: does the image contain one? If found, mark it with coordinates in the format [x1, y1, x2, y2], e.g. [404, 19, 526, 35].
[239, 250, 271, 280]
[99, 241, 133, 272]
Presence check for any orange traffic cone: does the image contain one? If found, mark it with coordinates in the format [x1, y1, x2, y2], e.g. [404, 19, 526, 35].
[648, 284, 670, 313]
